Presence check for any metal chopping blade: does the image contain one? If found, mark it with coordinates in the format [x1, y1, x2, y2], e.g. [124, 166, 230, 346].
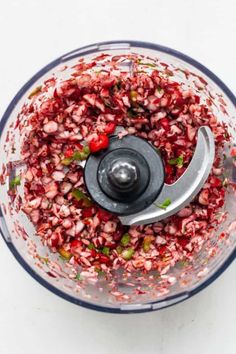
[119, 126, 215, 226]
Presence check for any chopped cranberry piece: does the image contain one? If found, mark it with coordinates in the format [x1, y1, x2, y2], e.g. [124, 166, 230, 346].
[64, 148, 74, 158]
[90, 249, 98, 258]
[89, 134, 109, 153]
[165, 164, 173, 176]
[159, 245, 167, 256]
[178, 238, 189, 248]
[36, 169, 43, 177]
[50, 233, 59, 247]
[47, 164, 54, 174]
[74, 142, 83, 150]
[70, 239, 82, 248]
[98, 253, 110, 264]
[104, 122, 116, 135]
[81, 207, 95, 218]
[159, 118, 170, 131]
[35, 184, 45, 194]
[175, 96, 186, 107]
[210, 176, 222, 188]
[97, 208, 113, 221]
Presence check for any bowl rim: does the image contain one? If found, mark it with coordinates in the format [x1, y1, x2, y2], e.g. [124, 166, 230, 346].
[0, 40, 235, 313]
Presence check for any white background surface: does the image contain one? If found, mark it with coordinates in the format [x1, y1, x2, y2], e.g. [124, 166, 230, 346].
[0, 1, 235, 353]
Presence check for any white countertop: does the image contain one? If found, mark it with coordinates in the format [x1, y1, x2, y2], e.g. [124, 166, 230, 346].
[0, 1, 235, 353]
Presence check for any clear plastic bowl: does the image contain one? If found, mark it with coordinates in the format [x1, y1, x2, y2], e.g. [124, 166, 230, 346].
[0, 41, 235, 313]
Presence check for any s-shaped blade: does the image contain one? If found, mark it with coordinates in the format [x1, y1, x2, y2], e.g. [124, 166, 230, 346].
[119, 126, 215, 225]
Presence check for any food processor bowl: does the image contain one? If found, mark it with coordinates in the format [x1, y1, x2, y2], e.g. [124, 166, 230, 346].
[0, 41, 235, 313]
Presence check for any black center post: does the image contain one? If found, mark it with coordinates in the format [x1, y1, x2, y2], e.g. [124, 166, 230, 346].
[84, 135, 165, 215]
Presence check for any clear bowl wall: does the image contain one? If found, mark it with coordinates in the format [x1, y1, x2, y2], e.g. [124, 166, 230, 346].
[0, 41, 235, 313]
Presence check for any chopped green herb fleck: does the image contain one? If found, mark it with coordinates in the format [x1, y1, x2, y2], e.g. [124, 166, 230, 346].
[121, 233, 130, 247]
[137, 59, 156, 68]
[88, 243, 95, 250]
[130, 90, 137, 102]
[121, 248, 135, 261]
[168, 155, 184, 167]
[143, 236, 152, 253]
[71, 189, 92, 207]
[75, 272, 81, 280]
[62, 146, 90, 165]
[58, 247, 72, 261]
[78, 152, 87, 161]
[40, 257, 49, 264]
[75, 272, 82, 280]
[154, 198, 172, 210]
[82, 145, 90, 155]
[116, 245, 123, 254]
[59, 255, 68, 262]
[72, 151, 82, 160]
[95, 267, 105, 275]
[61, 157, 73, 165]
[10, 175, 21, 189]
[102, 246, 110, 256]
[28, 85, 42, 99]
[178, 260, 189, 267]
[73, 146, 90, 161]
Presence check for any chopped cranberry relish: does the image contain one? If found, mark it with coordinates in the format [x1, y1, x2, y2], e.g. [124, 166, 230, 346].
[19, 53, 229, 277]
